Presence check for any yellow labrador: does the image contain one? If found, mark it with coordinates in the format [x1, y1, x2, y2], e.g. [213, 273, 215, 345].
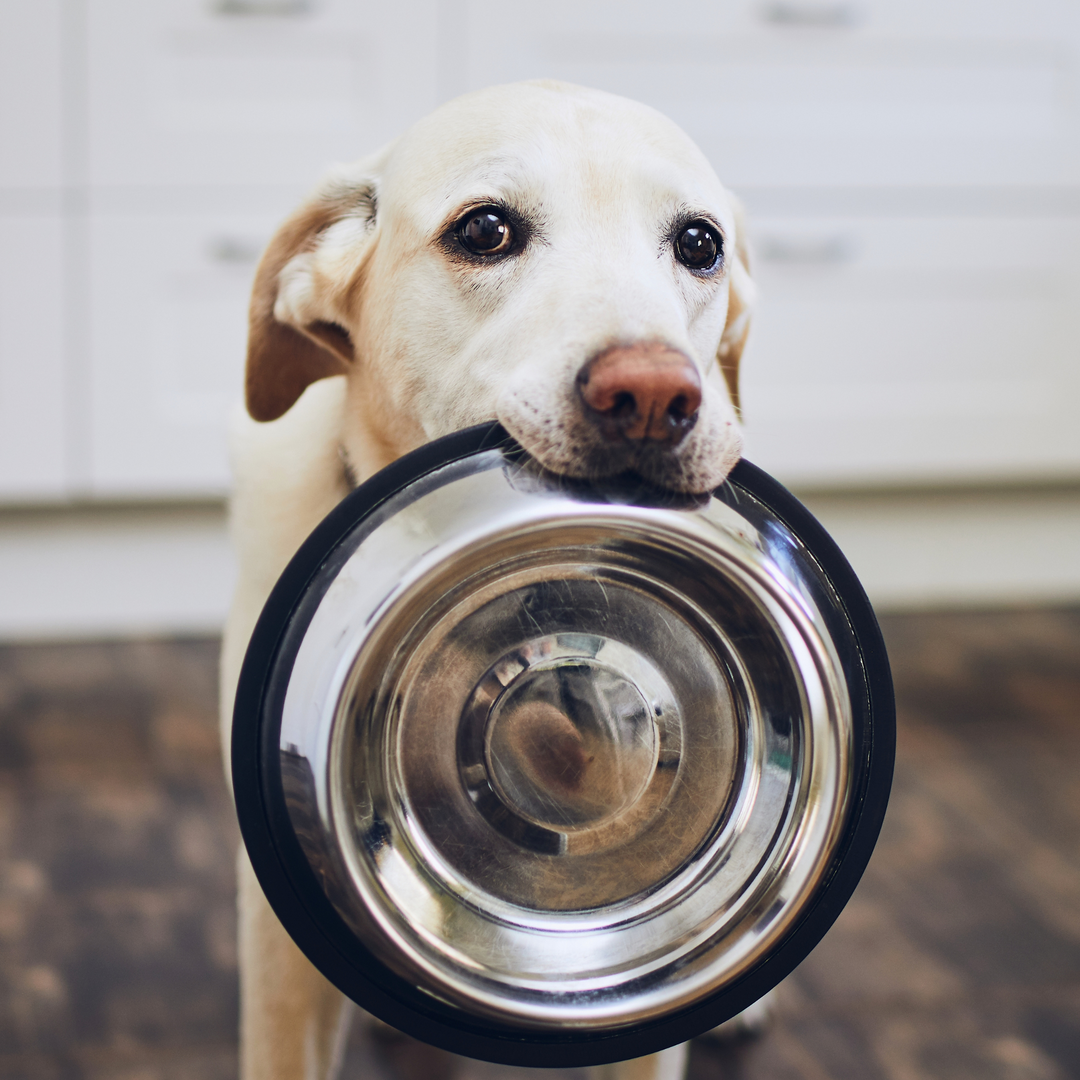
[221, 80, 755, 1080]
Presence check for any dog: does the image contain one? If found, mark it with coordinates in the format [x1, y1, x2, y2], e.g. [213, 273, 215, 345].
[220, 80, 755, 1080]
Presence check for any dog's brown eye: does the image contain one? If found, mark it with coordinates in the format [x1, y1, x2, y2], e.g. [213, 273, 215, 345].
[458, 208, 514, 255]
[675, 223, 721, 271]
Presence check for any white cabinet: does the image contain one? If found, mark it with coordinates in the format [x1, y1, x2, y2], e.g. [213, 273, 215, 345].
[451, 0, 1080, 486]
[0, 1, 442, 502]
[85, 210, 280, 497]
[74, 0, 441, 496]
[459, 0, 1080, 189]
[85, 1, 441, 187]
[0, 4, 67, 501]
[0, 2, 64, 189]
[0, 216, 68, 500]
[740, 216, 1080, 484]
[1, 0, 1079, 501]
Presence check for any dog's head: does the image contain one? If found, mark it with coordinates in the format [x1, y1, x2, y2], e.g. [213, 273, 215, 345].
[246, 81, 754, 493]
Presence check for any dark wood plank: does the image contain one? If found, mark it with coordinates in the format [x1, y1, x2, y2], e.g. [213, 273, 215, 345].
[1, 608, 1078, 1079]
[0, 640, 238, 1080]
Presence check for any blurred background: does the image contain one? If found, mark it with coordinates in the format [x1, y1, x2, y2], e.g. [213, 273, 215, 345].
[1, 2, 1079, 1079]
[2, 0, 1080, 632]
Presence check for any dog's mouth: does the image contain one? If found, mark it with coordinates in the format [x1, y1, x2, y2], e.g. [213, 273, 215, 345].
[561, 439, 709, 491]
[496, 381, 743, 496]
[339, 433, 714, 501]
[499, 445, 713, 510]
[497, 423, 742, 497]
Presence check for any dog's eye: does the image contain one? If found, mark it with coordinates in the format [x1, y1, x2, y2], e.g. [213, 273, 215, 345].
[457, 208, 514, 256]
[675, 222, 722, 271]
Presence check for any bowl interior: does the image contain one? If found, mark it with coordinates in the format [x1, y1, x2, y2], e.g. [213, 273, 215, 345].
[272, 450, 854, 1031]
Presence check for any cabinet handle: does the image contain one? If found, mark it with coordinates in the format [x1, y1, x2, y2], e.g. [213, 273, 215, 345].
[760, 3, 857, 27]
[207, 236, 264, 264]
[757, 234, 854, 265]
[214, 0, 312, 16]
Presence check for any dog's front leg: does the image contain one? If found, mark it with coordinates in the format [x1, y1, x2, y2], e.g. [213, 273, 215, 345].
[223, 378, 360, 1080]
[589, 1044, 689, 1080]
[238, 850, 353, 1080]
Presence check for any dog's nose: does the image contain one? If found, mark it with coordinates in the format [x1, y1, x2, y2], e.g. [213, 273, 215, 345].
[578, 344, 702, 444]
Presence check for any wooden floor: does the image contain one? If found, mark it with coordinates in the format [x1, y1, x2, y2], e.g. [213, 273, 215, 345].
[1, 608, 1079, 1080]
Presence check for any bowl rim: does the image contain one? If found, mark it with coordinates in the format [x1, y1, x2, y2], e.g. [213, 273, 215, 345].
[232, 421, 895, 1067]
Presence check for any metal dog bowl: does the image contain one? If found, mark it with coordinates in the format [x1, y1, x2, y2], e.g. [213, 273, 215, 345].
[233, 423, 893, 1067]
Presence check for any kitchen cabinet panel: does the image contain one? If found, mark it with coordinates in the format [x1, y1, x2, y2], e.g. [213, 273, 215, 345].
[740, 216, 1080, 484]
[86, 0, 441, 187]
[0, 2, 64, 189]
[86, 212, 277, 496]
[461, 0, 1080, 189]
[0, 216, 68, 499]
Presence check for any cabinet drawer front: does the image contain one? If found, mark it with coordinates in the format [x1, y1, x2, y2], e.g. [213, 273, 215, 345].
[740, 216, 1080, 484]
[86, 213, 281, 497]
[86, 1, 440, 187]
[84, 212, 1080, 497]
[0, 3, 64, 188]
[458, 0, 1080, 188]
[0, 217, 67, 500]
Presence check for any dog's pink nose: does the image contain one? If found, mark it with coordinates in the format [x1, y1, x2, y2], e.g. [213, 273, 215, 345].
[578, 344, 702, 444]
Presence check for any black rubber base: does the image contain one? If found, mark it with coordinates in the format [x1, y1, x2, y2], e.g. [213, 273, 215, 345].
[232, 423, 895, 1068]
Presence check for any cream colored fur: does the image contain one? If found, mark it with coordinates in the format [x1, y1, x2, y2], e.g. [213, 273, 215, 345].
[221, 80, 755, 1080]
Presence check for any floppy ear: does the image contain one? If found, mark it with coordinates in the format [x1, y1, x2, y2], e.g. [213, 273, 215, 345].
[716, 197, 755, 418]
[245, 171, 381, 422]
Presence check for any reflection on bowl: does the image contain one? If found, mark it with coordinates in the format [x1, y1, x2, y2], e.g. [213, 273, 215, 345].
[233, 424, 894, 1067]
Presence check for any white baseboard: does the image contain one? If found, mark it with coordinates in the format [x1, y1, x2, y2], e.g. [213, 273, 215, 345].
[798, 484, 1080, 611]
[1, 485, 1077, 641]
[0, 504, 235, 641]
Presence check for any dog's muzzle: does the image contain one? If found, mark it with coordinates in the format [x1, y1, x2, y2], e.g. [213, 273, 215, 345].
[232, 423, 894, 1068]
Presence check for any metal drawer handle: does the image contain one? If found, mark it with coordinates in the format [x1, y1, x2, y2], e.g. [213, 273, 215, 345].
[760, 3, 858, 27]
[757, 234, 855, 265]
[214, 0, 312, 16]
[207, 236, 264, 264]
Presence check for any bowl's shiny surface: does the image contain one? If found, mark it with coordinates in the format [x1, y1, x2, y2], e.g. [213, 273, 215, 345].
[272, 447, 855, 1032]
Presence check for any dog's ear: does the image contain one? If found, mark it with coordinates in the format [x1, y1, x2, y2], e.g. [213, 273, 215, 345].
[716, 197, 755, 418]
[246, 169, 382, 422]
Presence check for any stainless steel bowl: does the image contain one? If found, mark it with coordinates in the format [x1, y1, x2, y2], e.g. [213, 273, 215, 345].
[233, 424, 893, 1067]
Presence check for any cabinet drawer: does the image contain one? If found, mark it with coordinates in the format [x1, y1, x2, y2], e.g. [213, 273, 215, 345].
[0, 216, 67, 500]
[739, 216, 1080, 484]
[460, 0, 1080, 188]
[86, 212, 279, 497]
[0, 3, 64, 188]
[86, 0, 440, 187]
[80, 209, 1080, 498]
[455, 0, 1076, 39]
